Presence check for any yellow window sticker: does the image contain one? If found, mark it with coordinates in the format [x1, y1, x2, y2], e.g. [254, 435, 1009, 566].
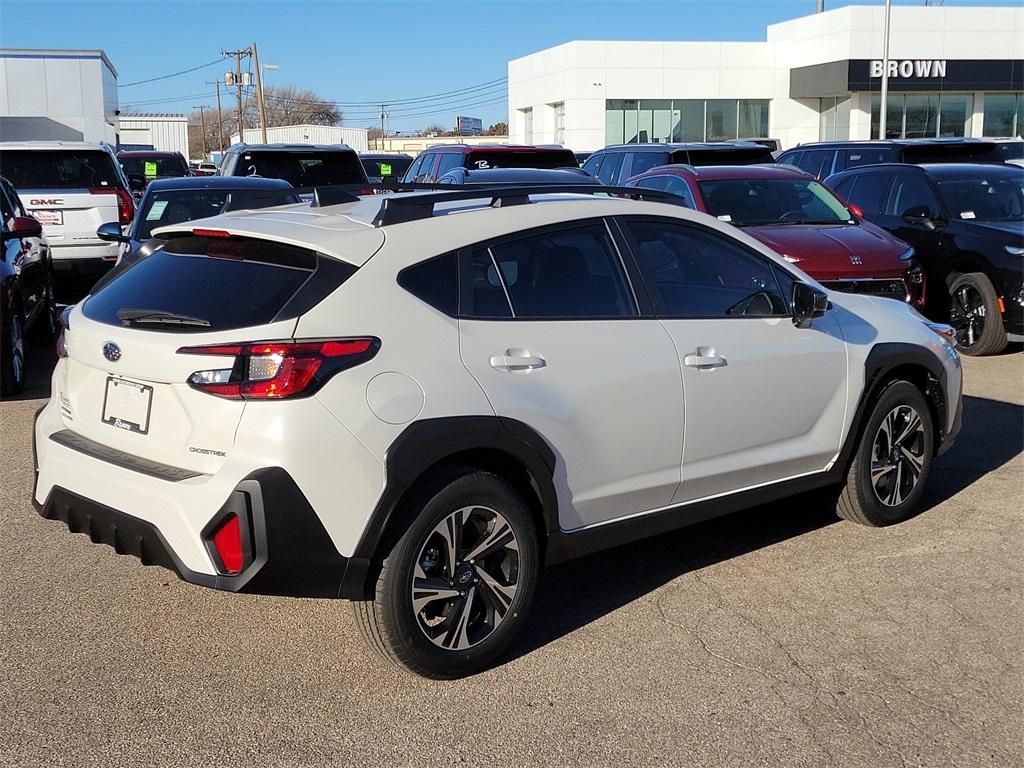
[380, 163, 392, 176]
[144, 161, 158, 178]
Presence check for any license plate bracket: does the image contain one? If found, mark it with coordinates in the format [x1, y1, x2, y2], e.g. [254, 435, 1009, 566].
[101, 376, 153, 434]
[29, 210, 63, 226]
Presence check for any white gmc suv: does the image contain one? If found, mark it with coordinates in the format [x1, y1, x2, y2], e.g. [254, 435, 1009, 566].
[33, 185, 963, 678]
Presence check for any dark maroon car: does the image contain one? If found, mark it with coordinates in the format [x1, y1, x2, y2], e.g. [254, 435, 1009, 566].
[402, 145, 579, 184]
[117, 150, 192, 193]
[625, 164, 925, 307]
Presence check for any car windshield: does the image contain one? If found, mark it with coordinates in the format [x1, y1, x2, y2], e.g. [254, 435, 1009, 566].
[936, 173, 1024, 222]
[135, 188, 299, 240]
[361, 157, 412, 178]
[0, 150, 120, 189]
[232, 150, 366, 187]
[697, 178, 853, 226]
[121, 155, 189, 180]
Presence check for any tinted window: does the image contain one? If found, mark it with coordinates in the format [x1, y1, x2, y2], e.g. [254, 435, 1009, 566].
[937, 172, 1024, 222]
[627, 219, 788, 317]
[628, 152, 669, 177]
[120, 155, 189, 179]
[596, 153, 624, 185]
[0, 150, 120, 189]
[135, 188, 299, 240]
[660, 177, 696, 208]
[842, 173, 891, 217]
[888, 173, 939, 216]
[437, 152, 465, 176]
[777, 150, 803, 168]
[469, 248, 513, 318]
[483, 223, 636, 319]
[403, 155, 425, 182]
[398, 252, 458, 315]
[682, 147, 775, 166]
[581, 154, 603, 177]
[229, 150, 366, 187]
[697, 178, 851, 225]
[82, 237, 345, 333]
[796, 150, 834, 179]
[415, 154, 438, 182]
[841, 148, 892, 171]
[361, 156, 412, 179]
[464, 149, 577, 170]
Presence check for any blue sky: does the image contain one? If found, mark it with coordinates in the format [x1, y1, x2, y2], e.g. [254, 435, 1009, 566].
[1, 0, 1018, 132]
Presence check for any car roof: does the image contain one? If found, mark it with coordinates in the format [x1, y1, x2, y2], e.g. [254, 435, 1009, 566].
[599, 142, 769, 153]
[423, 144, 573, 154]
[227, 143, 355, 153]
[360, 153, 412, 159]
[144, 176, 295, 192]
[638, 164, 810, 181]
[787, 138, 998, 151]
[843, 162, 1024, 178]
[117, 150, 182, 158]
[0, 140, 111, 151]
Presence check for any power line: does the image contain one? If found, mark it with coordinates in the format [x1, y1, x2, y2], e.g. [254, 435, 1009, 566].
[331, 77, 508, 107]
[118, 57, 226, 88]
[260, 84, 508, 116]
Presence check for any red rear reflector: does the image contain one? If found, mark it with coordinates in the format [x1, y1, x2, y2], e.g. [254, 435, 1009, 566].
[211, 514, 243, 574]
[192, 228, 232, 238]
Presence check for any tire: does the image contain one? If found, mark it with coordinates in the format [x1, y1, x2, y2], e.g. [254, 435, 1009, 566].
[836, 380, 934, 527]
[948, 272, 1007, 357]
[353, 469, 540, 679]
[1, 305, 26, 397]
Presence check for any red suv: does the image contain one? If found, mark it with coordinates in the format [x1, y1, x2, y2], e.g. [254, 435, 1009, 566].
[402, 144, 578, 184]
[626, 164, 925, 307]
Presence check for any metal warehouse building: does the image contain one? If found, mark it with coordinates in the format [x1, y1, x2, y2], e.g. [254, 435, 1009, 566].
[230, 124, 369, 152]
[119, 113, 189, 155]
[508, 4, 1024, 151]
[0, 48, 119, 143]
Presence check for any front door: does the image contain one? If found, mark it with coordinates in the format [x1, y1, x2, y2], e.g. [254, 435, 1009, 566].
[458, 219, 683, 530]
[621, 216, 849, 502]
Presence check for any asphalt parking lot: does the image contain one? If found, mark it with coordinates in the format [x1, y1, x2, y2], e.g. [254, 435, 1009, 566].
[2, 344, 1021, 768]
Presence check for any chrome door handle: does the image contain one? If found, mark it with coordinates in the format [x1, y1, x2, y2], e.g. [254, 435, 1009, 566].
[490, 349, 547, 372]
[683, 347, 727, 370]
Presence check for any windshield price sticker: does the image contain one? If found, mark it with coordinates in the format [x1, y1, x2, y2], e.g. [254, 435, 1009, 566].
[144, 161, 158, 178]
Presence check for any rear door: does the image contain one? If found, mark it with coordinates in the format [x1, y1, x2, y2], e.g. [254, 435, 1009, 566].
[621, 216, 848, 501]
[59, 234, 356, 475]
[0, 149, 121, 257]
[457, 219, 683, 530]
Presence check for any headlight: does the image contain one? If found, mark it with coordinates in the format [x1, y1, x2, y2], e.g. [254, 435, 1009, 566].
[1005, 245, 1024, 256]
[899, 246, 915, 262]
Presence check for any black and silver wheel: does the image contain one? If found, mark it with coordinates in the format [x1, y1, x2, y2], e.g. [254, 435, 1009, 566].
[836, 381, 935, 526]
[948, 272, 1007, 357]
[1, 306, 26, 397]
[353, 469, 539, 678]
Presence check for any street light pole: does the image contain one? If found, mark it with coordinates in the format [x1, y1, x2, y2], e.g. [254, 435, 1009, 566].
[878, 0, 892, 139]
[252, 42, 269, 144]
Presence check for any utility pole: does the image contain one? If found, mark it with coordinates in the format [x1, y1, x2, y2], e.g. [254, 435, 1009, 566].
[379, 105, 387, 151]
[251, 42, 269, 143]
[222, 48, 252, 143]
[878, 0, 892, 139]
[193, 105, 208, 158]
[205, 79, 225, 153]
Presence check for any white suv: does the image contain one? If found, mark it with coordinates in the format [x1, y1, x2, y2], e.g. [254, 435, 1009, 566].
[33, 185, 963, 678]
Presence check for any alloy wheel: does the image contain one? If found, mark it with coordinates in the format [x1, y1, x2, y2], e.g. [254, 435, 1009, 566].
[870, 405, 926, 507]
[949, 283, 986, 349]
[411, 505, 520, 651]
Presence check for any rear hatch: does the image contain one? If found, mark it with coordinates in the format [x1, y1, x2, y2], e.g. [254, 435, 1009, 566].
[464, 148, 578, 171]
[901, 141, 1002, 164]
[60, 233, 357, 475]
[227, 149, 369, 196]
[0, 149, 125, 255]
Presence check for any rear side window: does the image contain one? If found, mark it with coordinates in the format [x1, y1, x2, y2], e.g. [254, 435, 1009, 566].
[477, 222, 636, 319]
[626, 218, 788, 318]
[778, 150, 803, 168]
[842, 173, 891, 217]
[398, 252, 458, 316]
[83, 236, 352, 332]
[628, 152, 669, 177]
[229, 151, 367, 187]
[842, 148, 892, 171]
[581, 153, 603, 177]
[795, 150, 834, 179]
[0, 150, 120, 189]
[596, 152, 624, 185]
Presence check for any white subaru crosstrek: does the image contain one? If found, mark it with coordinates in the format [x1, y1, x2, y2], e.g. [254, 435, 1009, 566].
[33, 185, 963, 678]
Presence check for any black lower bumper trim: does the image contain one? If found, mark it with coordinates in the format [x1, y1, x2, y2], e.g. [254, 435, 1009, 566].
[34, 467, 369, 599]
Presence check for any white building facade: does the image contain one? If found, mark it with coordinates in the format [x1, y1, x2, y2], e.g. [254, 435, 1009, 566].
[119, 113, 189, 155]
[0, 49, 119, 144]
[508, 4, 1024, 151]
[230, 124, 369, 152]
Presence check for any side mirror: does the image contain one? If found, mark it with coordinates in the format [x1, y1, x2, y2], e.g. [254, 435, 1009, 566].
[2, 215, 43, 240]
[96, 222, 129, 243]
[792, 282, 829, 328]
[127, 174, 146, 193]
[900, 205, 936, 230]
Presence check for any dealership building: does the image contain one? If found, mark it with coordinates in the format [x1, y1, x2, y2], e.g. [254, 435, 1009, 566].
[508, 4, 1024, 151]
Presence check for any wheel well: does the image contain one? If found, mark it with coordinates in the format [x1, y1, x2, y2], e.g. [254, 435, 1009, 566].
[868, 364, 945, 453]
[943, 252, 1002, 295]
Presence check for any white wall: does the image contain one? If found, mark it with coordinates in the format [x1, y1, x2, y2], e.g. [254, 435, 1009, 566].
[119, 115, 189, 155]
[230, 124, 369, 152]
[0, 50, 118, 144]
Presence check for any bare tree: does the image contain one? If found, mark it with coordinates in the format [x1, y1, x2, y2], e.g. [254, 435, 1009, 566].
[485, 121, 508, 136]
[248, 84, 343, 128]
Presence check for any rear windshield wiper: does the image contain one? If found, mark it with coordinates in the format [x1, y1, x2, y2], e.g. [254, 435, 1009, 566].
[117, 308, 211, 327]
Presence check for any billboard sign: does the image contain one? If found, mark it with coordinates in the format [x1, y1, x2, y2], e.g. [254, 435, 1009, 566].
[456, 116, 483, 136]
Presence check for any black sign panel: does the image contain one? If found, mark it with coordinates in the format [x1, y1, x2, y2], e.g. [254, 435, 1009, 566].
[791, 59, 1024, 97]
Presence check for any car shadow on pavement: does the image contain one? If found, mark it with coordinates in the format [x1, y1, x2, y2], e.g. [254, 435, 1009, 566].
[6, 344, 54, 402]
[507, 393, 1023, 664]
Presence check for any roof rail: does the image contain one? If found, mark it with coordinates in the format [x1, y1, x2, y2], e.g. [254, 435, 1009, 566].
[364, 184, 683, 227]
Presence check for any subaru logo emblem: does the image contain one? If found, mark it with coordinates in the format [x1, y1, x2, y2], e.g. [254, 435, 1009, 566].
[102, 342, 121, 362]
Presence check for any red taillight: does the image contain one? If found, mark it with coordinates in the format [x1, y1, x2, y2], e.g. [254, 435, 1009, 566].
[848, 203, 864, 219]
[192, 228, 232, 238]
[90, 186, 134, 225]
[177, 338, 378, 400]
[358, 187, 375, 196]
[211, 514, 243, 574]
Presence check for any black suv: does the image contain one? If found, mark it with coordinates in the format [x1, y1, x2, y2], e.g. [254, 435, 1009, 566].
[582, 142, 775, 185]
[826, 162, 1024, 356]
[778, 138, 1007, 181]
[219, 143, 370, 191]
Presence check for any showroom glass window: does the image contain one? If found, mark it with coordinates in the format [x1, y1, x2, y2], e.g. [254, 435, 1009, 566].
[819, 97, 851, 141]
[522, 108, 533, 144]
[871, 93, 973, 139]
[604, 99, 770, 145]
[982, 93, 1023, 138]
[552, 102, 565, 145]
